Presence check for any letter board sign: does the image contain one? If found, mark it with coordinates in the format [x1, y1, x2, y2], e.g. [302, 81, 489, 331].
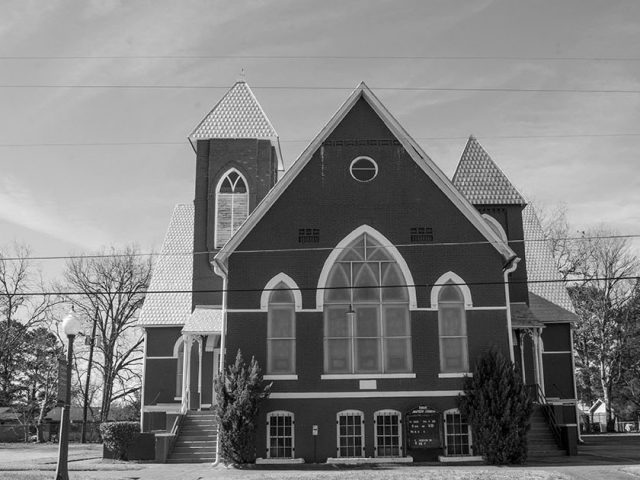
[405, 406, 441, 449]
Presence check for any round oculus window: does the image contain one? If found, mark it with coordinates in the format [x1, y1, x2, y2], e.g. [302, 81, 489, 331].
[350, 157, 378, 182]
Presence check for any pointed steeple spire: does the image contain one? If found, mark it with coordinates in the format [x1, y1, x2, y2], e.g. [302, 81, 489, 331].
[452, 136, 525, 205]
[188, 80, 282, 169]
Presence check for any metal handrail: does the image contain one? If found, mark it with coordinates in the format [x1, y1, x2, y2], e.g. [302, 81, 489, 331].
[167, 414, 185, 458]
[534, 384, 563, 449]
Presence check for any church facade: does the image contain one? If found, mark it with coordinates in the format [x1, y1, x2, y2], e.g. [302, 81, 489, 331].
[138, 81, 578, 463]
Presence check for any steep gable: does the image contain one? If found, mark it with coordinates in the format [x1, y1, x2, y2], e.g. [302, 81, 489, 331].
[189, 80, 283, 170]
[453, 136, 526, 205]
[214, 83, 515, 272]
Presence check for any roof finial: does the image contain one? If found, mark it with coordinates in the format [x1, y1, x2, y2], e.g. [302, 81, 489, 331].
[238, 68, 246, 83]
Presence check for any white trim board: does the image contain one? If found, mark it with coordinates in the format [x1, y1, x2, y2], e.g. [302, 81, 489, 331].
[321, 373, 416, 380]
[269, 390, 464, 399]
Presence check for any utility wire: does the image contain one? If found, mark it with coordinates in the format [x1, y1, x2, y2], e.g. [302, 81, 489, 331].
[8, 275, 640, 298]
[1, 54, 640, 62]
[1, 84, 640, 94]
[1, 234, 639, 262]
[2, 133, 640, 148]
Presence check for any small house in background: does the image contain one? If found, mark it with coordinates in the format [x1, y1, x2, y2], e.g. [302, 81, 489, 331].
[0, 407, 25, 442]
[44, 406, 104, 442]
[138, 80, 579, 463]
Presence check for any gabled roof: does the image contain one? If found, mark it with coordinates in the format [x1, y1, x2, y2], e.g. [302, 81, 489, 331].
[452, 136, 526, 205]
[523, 204, 578, 321]
[214, 82, 515, 272]
[137, 204, 193, 327]
[510, 302, 544, 328]
[188, 81, 284, 170]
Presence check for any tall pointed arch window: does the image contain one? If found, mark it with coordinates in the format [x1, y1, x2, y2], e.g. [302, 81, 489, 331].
[215, 169, 249, 248]
[323, 233, 412, 374]
[267, 282, 296, 375]
[438, 282, 468, 373]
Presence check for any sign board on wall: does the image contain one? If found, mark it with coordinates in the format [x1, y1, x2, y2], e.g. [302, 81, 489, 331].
[405, 405, 441, 449]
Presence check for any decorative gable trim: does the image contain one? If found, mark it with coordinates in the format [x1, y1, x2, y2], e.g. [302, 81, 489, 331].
[213, 82, 515, 274]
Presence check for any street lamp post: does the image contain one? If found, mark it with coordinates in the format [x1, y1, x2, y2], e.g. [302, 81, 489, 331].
[55, 310, 83, 480]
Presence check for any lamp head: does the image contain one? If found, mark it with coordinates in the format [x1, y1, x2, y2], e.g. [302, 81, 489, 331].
[62, 310, 83, 337]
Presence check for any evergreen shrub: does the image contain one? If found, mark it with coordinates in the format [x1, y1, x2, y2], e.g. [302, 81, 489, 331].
[458, 348, 533, 464]
[214, 349, 271, 464]
[99, 421, 140, 460]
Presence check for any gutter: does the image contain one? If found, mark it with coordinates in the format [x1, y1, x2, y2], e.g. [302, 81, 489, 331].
[502, 255, 520, 363]
[211, 258, 228, 467]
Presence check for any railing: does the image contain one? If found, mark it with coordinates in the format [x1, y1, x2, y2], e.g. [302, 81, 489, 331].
[533, 384, 563, 449]
[167, 413, 185, 458]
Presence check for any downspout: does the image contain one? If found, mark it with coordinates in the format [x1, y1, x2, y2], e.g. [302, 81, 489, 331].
[140, 329, 147, 432]
[502, 255, 520, 363]
[211, 259, 228, 468]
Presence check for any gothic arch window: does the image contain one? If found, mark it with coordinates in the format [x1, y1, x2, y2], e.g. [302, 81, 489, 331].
[323, 231, 412, 374]
[215, 169, 249, 248]
[267, 282, 296, 375]
[438, 282, 469, 373]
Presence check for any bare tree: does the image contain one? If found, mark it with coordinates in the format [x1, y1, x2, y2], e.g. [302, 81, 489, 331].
[0, 243, 56, 405]
[61, 245, 151, 422]
[569, 227, 639, 430]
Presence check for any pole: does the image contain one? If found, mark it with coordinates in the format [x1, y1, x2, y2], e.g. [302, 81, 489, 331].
[81, 308, 98, 443]
[55, 334, 75, 480]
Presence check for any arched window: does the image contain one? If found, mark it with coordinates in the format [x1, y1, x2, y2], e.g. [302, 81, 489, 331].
[374, 409, 402, 457]
[337, 410, 365, 458]
[444, 409, 473, 456]
[324, 232, 411, 374]
[438, 282, 468, 373]
[267, 282, 296, 375]
[174, 338, 184, 398]
[215, 169, 249, 248]
[267, 411, 295, 459]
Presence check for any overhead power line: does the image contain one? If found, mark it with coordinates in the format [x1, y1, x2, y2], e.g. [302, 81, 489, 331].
[2, 132, 640, 148]
[7, 275, 640, 298]
[1, 84, 640, 94]
[1, 233, 639, 262]
[1, 54, 639, 62]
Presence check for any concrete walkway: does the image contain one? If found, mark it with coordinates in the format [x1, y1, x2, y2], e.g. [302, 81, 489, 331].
[1, 435, 640, 480]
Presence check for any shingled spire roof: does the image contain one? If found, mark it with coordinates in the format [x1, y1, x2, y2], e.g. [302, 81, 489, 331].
[189, 80, 283, 169]
[452, 136, 525, 205]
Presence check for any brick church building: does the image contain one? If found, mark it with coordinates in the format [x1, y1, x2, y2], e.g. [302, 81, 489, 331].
[138, 80, 579, 463]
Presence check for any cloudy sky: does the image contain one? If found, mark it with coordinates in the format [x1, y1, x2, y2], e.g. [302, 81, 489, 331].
[1, 0, 639, 279]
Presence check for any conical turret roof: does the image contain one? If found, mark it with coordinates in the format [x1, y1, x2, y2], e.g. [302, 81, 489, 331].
[452, 136, 525, 205]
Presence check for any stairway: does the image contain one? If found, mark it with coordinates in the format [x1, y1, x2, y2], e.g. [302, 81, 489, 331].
[527, 405, 566, 458]
[168, 411, 218, 463]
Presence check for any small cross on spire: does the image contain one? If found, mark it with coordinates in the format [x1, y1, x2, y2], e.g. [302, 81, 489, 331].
[238, 68, 246, 82]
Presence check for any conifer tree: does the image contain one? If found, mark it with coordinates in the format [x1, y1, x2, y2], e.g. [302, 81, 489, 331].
[214, 349, 271, 464]
[459, 348, 532, 464]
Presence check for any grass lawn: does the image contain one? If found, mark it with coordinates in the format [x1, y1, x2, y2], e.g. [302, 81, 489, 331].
[0, 466, 572, 480]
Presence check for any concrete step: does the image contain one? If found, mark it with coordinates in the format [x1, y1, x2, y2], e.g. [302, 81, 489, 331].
[174, 446, 217, 454]
[176, 435, 217, 442]
[168, 457, 215, 463]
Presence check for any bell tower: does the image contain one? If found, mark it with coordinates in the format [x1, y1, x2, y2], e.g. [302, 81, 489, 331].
[189, 80, 283, 306]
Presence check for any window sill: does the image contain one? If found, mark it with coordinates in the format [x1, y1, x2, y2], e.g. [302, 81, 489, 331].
[438, 373, 473, 379]
[438, 455, 483, 463]
[264, 374, 298, 380]
[173, 396, 182, 401]
[256, 457, 305, 464]
[321, 373, 416, 380]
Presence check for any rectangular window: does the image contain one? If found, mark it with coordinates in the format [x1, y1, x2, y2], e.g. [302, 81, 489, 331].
[267, 307, 295, 374]
[268, 412, 294, 459]
[337, 411, 364, 457]
[375, 411, 402, 457]
[445, 411, 472, 456]
[439, 305, 468, 373]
